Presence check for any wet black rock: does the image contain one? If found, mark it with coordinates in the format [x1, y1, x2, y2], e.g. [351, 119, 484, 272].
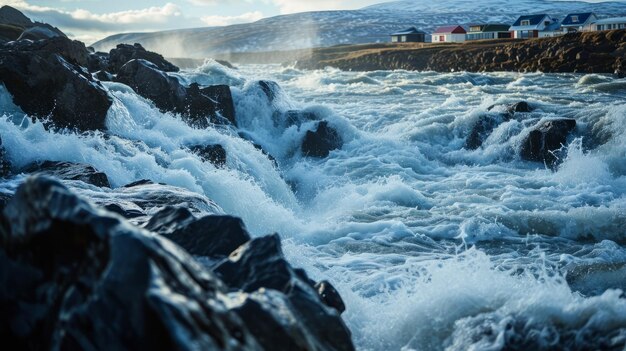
[116, 59, 187, 113]
[147, 207, 251, 259]
[88, 52, 109, 72]
[94, 69, 114, 82]
[508, 101, 534, 114]
[0, 37, 112, 131]
[466, 114, 511, 150]
[109, 43, 179, 74]
[258, 80, 281, 103]
[0, 6, 65, 42]
[123, 179, 156, 188]
[215, 234, 295, 292]
[469, 101, 534, 150]
[0, 176, 259, 350]
[0, 177, 355, 351]
[16, 23, 65, 41]
[487, 101, 534, 115]
[200, 84, 236, 125]
[520, 119, 577, 167]
[185, 83, 236, 127]
[283, 110, 319, 128]
[116, 60, 235, 127]
[0, 137, 11, 177]
[315, 281, 346, 314]
[190, 144, 227, 167]
[302, 121, 343, 158]
[0, 5, 32, 28]
[22, 161, 111, 187]
[214, 234, 355, 350]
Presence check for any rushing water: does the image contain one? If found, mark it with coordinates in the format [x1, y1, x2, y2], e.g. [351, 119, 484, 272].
[2, 62, 626, 350]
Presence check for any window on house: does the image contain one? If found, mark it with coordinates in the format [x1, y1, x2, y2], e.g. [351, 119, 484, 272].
[544, 21, 550, 26]
[571, 16, 579, 23]
[521, 20, 530, 26]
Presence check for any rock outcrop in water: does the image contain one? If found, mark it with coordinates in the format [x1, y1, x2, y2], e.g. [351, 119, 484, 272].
[296, 30, 626, 75]
[0, 176, 355, 350]
[108, 43, 179, 74]
[0, 6, 237, 131]
[302, 121, 344, 158]
[520, 119, 577, 167]
[22, 161, 111, 188]
[466, 101, 535, 150]
[0, 37, 112, 131]
[115, 59, 236, 126]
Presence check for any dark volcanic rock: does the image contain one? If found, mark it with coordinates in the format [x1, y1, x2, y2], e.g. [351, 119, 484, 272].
[258, 80, 281, 103]
[0, 137, 11, 177]
[0, 5, 33, 41]
[0, 6, 32, 28]
[22, 161, 111, 187]
[116, 59, 187, 113]
[469, 101, 534, 149]
[88, 51, 109, 72]
[17, 23, 65, 41]
[466, 114, 511, 150]
[315, 281, 346, 314]
[116, 60, 235, 127]
[215, 234, 295, 293]
[109, 43, 179, 74]
[302, 121, 343, 158]
[0, 177, 355, 351]
[94, 69, 114, 82]
[146, 207, 251, 259]
[190, 144, 227, 167]
[520, 119, 577, 167]
[0, 177, 259, 350]
[198, 84, 236, 125]
[215, 235, 354, 351]
[0, 38, 112, 131]
[508, 101, 534, 114]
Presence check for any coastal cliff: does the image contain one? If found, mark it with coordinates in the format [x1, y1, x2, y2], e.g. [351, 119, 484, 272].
[295, 30, 626, 75]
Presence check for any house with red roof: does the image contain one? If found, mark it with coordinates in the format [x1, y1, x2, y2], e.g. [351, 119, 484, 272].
[431, 25, 467, 43]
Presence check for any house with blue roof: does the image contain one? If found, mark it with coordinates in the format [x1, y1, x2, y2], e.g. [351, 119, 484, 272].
[509, 14, 562, 39]
[561, 13, 597, 32]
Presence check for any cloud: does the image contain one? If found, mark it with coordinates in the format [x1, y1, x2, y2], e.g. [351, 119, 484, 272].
[201, 11, 264, 26]
[4, 1, 210, 43]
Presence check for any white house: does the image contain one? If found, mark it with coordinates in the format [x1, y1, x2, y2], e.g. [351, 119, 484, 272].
[561, 13, 597, 32]
[509, 14, 562, 39]
[431, 25, 467, 43]
[590, 17, 626, 31]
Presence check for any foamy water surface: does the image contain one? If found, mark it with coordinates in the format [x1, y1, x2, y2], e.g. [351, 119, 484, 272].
[2, 62, 626, 350]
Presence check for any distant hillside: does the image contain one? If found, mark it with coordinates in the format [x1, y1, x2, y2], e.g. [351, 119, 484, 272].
[92, 0, 626, 58]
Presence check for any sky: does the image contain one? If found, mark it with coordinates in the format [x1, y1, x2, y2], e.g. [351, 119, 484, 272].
[4, 0, 624, 44]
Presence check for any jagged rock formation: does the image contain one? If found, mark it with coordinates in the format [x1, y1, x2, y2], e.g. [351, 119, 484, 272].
[0, 176, 355, 350]
[0, 37, 112, 131]
[0, 5, 65, 42]
[302, 121, 344, 158]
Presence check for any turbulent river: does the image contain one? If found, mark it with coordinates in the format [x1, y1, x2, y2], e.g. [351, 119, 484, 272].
[2, 62, 626, 350]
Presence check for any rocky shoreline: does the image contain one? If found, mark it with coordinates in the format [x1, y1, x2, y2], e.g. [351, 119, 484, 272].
[294, 30, 626, 76]
[0, 5, 353, 350]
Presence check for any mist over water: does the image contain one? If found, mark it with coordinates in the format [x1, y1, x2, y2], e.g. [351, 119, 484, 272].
[2, 62, 626, 350]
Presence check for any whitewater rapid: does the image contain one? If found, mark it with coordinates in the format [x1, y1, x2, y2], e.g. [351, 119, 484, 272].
[2, 62, 626, 350]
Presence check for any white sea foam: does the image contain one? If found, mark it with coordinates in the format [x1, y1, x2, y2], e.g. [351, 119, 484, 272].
[1, 65, 626, 350]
